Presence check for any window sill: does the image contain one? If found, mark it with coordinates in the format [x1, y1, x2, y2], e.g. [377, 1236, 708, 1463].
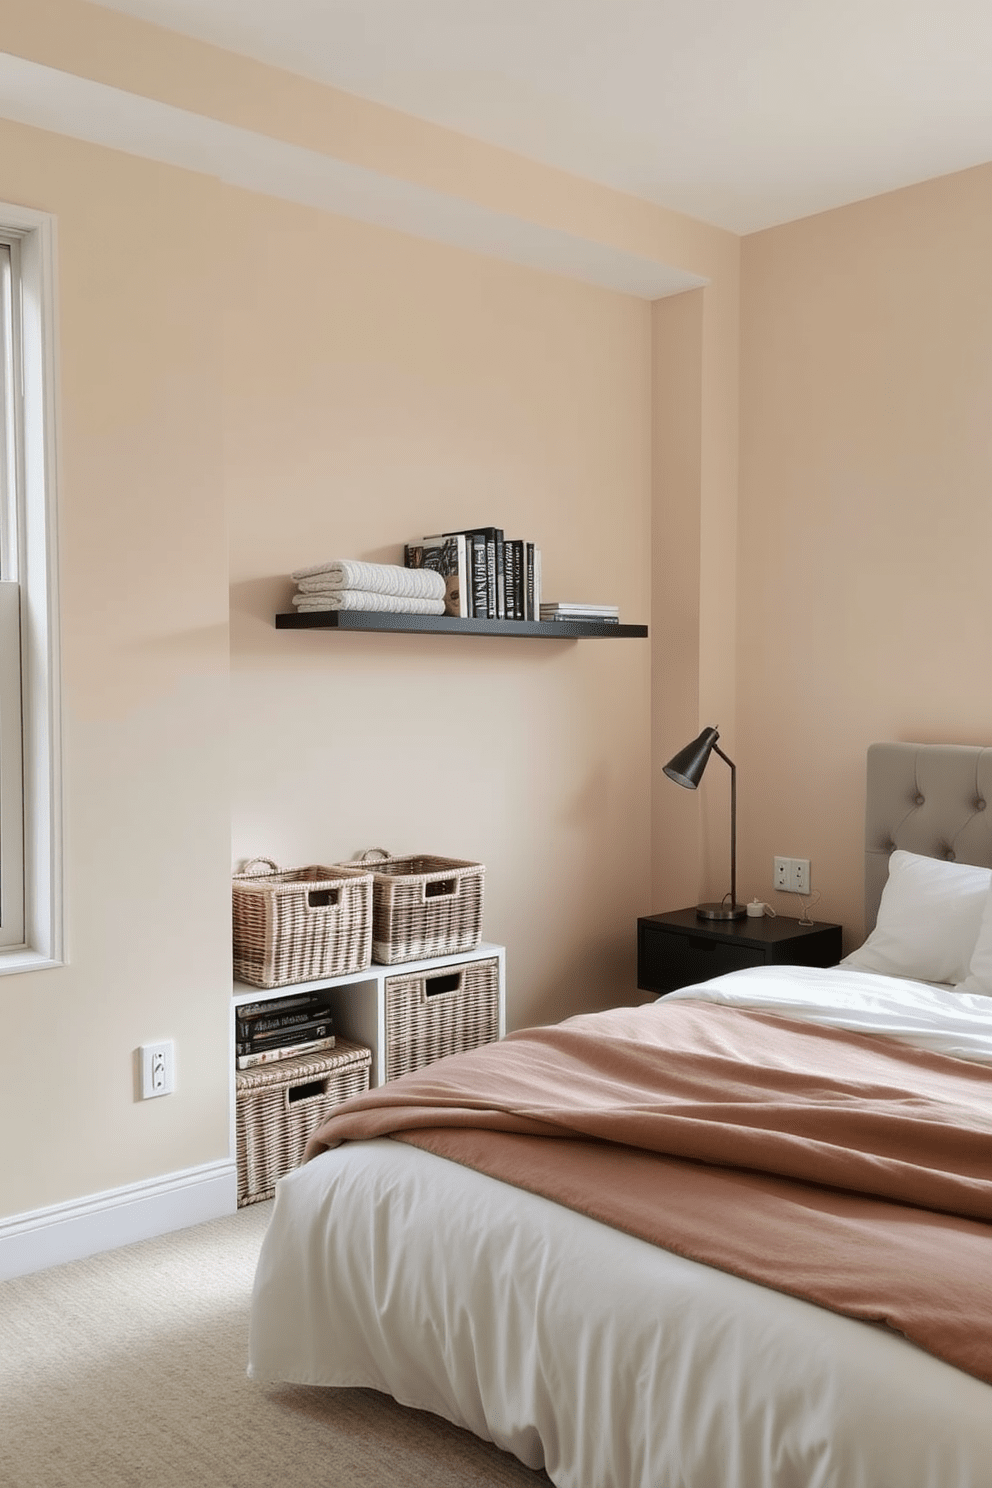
[0, 948, 65, 976]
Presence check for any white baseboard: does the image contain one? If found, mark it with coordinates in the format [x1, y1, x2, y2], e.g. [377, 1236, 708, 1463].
[0, 1158, 238, 1280]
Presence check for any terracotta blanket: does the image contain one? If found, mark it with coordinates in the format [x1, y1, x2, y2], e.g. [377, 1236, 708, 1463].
[304, 1000, 992, 1384]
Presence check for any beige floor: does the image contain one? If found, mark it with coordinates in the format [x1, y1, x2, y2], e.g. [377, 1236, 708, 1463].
[0, 1201, 549, 1488]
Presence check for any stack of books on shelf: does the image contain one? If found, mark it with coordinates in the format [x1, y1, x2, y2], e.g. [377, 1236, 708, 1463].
[404, 526, 542, 620]
[236, 990, 336, 1070]
[540, 602, 620, 624]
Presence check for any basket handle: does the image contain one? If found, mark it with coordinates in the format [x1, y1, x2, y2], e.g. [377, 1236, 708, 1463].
[424, 970, 464, 999]
[359, 847, 391, 863]
[422, 876, 459, 902]
[285, 1077, 329, 1107]
[307, 887, 340, 912]
[238, 856, 280, 877]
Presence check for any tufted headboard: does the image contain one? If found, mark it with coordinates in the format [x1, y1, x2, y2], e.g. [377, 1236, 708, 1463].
[865, 742, 992, 933]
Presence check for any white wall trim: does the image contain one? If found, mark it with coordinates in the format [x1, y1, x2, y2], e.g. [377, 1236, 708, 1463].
[0, 1159, 237, 1280]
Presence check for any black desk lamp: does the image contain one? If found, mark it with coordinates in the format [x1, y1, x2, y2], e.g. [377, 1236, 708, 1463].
[663, 725, 746, 921]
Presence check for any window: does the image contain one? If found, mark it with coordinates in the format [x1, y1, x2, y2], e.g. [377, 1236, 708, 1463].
[0, 241, 25, 948]
[0, 206, 63, 971]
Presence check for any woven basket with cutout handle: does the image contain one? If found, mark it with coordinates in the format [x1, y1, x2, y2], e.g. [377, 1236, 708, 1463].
[232, 857, 373, 988]
[346, 848, 485, 965]
[236, 1038, 372, 1204]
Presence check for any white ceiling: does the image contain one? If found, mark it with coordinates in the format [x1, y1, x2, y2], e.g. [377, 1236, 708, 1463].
[94, 0, 992, 234]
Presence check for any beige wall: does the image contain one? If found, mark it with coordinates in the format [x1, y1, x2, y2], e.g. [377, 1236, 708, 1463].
[0, 123, 663, 1217]
[10, 0, 988, 1232]
[0, 120, 232, 1216]
[651, 290, 704, 910]
[651, 235, 741, 914]
[0, 1, 740, 1221]
[3, 0, 987, 1232]
[225, 190, 656, 1033]
[737, 163, 992, 946]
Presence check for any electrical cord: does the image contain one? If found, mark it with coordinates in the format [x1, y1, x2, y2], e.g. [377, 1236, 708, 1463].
[797, 889, 822, 927]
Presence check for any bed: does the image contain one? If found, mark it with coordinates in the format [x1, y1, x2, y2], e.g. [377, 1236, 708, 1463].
[248, 742, 992, 1487]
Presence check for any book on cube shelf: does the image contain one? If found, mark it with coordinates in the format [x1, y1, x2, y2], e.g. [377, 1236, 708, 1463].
[235, 989, 335, 1069]
[236, 1018, 334, 1055]
[237, 989, 330, 1020]
[236, 1035, 337, 1071]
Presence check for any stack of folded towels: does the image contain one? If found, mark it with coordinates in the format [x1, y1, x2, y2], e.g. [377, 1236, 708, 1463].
[291, 559, 446, 615]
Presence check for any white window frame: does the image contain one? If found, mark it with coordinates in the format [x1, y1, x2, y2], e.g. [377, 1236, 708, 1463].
[0, 204, 64, 972]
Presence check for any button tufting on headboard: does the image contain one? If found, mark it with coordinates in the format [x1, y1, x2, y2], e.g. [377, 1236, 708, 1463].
[864, 743, 992, 936]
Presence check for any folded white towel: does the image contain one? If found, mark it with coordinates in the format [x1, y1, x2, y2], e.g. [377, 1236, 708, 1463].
[293, 590, 446, 615]
[291, 559, 444, 601]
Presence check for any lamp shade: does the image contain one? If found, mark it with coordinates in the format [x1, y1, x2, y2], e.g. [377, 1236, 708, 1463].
[662, 726, 721, 790]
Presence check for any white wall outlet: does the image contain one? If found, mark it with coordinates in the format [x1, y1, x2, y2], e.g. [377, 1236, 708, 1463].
[773, 856, 811, 894]
[139, 1040, 175, 1099]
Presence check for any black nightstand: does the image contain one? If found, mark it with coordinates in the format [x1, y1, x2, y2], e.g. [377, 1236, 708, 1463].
[637, 909, 843, 996]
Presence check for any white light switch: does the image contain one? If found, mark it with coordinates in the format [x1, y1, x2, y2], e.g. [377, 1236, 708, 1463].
[140, 1040, 175, 1098]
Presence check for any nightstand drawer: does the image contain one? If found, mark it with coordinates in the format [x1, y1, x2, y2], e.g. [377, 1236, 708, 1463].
[637, 911, 843, 997]
[639, 926, 764, 994]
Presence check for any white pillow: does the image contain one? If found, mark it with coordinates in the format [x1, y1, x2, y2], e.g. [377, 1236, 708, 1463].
[841, 848, 991, 986]
[961, 883, 992, 994]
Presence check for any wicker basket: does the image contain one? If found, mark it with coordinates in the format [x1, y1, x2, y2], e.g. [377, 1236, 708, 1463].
[235, 1038, 371, 1205]
[351, 851, 485, 964]
[232, 858, 373, 988]
[384, 956, 500, 1081]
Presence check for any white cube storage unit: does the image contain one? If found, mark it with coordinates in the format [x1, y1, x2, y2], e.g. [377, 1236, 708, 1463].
[232, 941, 505, 1092]
[231, 942, 505, 1199]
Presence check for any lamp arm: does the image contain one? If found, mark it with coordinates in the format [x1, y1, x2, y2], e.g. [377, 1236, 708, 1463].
[712, 743, 738, 910]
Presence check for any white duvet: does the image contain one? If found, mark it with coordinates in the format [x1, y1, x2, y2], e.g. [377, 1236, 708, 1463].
[665, 962, 992, 1065]
[248, 966, 992, 1488]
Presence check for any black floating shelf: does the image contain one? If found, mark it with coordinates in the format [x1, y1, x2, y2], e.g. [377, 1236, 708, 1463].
[276, 611, 648, 639]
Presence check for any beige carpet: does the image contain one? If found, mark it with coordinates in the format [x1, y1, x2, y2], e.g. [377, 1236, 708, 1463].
[0, 1201, 549, 1488]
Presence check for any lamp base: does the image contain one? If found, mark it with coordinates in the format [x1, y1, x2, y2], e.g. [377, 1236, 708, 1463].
[695, 902, 747, 921]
